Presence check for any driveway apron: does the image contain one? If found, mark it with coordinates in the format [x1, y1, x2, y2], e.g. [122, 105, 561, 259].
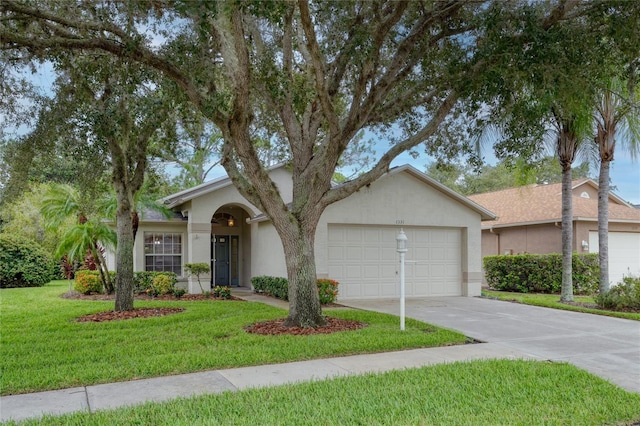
[340, 296, 640, 393]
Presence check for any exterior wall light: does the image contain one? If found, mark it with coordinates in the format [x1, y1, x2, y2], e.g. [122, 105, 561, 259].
[581, 240, 589, 251]
[227, 218, 235, 227]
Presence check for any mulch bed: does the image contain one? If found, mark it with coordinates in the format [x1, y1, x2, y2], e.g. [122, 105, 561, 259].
[66, 291, 362, 334]
[245, 317, 367, 335]
[76, 307, 185, 322]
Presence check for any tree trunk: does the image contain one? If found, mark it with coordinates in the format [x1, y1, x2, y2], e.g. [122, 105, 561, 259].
[281, 224, 325, 328]
[114, 186, 135, 311]
[91, 244, 112, 294]
[598, 159, 610, 293]
[560, 166, 574, 302]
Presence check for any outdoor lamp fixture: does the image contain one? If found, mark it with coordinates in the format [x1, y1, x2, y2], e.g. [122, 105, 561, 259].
[227, 217, 235, 227]
[396, 229, 408, 331]
[581, 240, 589, 251]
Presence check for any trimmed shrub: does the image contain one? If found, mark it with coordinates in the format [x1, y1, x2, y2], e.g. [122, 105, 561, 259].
[147, 274, 176, 296]
[251, 276, 289, 300]
[251, 276, 340, 304]
[0, 234, 56, 288]
[483, 253, 599, 295]
[74, 270, 103, 294]
[132, 271, 177, 294]
[595, 275, 640, 311]
[317, 278, 339, 304]
[213, 285, 232, 299]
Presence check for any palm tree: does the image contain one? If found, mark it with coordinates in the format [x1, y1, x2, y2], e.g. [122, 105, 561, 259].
[593, 76, 640, 293]
[55, 220, 117, 293]
[41, 183, 116, 293]
[551, 107, 593, 303]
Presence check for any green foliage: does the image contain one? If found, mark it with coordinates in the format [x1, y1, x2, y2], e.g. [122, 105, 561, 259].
[213, 285, 231, 299]
[172, 287, 187, 298]
[73, 270, 103, 294]
[147, 274, 176, 297]
[0, 234, 55, 288]
[251, 276, 340, 304]
[251, 276, 289, 301]
[185, 262, 210, 294]
[426, 156, 591, 195]
[483, 254, 599, 295]
[133, 272, 178, 294]
[317, 279, 340, 305]
[595, 275, 640, 311]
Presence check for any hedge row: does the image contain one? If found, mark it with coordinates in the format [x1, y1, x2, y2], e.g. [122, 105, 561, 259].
[72, 270, 178, 295]
[0, 234, 57, 288]
[483, 253, 599, 295]
[251, 276, 340, 304]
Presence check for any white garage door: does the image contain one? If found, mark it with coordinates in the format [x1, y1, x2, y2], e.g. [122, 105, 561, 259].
[328, 225, 462, 299]
[589, 231, 640, 286]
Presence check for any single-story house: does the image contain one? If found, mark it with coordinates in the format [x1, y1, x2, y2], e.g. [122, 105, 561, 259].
[468, 178, 640, 285]
[119, 164, 495, 300]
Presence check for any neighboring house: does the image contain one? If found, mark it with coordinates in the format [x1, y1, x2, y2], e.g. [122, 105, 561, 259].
[468, 179, 640, 285]
[120, 164, 494, 300]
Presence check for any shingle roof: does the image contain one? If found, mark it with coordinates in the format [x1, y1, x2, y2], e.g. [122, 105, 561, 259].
[467, 179, 640, 228]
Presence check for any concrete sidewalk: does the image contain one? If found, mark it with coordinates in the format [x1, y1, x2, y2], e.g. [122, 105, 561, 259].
[0, 343, 528, 423]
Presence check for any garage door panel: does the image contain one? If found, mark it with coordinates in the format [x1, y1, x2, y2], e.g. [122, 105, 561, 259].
[589, 231, 640, 286]
[328, 225, 461, 299]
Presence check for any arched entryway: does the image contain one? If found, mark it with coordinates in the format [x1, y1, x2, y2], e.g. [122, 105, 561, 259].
[211, 205, 251, 287]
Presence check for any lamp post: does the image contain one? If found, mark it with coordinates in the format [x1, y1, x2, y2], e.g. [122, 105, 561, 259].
[396, 228, 408, 331]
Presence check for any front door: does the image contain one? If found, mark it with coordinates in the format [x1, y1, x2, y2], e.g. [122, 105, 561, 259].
[213, 235, 239, 286]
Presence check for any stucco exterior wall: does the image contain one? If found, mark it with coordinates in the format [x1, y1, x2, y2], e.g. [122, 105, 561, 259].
[319, 171, 484, 295]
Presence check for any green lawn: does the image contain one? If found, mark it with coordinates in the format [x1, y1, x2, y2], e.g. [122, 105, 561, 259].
[10, 360, 640, 426]
[482, 289, 640, 321]
[1, 281, 466, 395]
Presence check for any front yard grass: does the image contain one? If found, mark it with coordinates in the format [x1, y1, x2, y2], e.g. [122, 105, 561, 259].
[1, 281, 466, 395]
[482, 289, 640, 321]
[15, 360, 640, 426]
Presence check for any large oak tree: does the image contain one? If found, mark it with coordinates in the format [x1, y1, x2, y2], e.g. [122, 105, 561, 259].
[1, 0, 624, 326]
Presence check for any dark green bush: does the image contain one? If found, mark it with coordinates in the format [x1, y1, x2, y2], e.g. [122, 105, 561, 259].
[595, 275, 640, 311]
[483, 253, 599, 295]
[74, 270, 103, 294]
[251, 275, 289, 300]
[0, 234, 56, 288]
[251, 276, 340, 304]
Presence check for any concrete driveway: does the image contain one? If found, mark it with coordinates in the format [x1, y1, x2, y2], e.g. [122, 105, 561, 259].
[340, 296, 640, 393]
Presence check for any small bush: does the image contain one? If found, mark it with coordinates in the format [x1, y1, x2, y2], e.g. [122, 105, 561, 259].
[172, 287, 187, 298]
[251, 276, 289, 300]
[74, 270, 103, 294]
[0, 234, 56, 288]
[483, 253, 599, 295]
[317, 278, 339, 304]
[147, 274, 175, 297]
[595, 275, 640, 311]
[251, 276, 340, 304]
[213, 285, 231, 299]
[133, 271, 177, 294]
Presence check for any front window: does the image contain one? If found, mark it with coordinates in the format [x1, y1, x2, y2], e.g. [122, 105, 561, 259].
[144, 232, 182, 275]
